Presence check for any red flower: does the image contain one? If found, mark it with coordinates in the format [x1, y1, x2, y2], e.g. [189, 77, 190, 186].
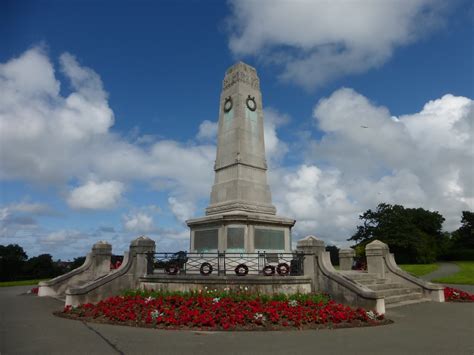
[444, 287, 474, 302]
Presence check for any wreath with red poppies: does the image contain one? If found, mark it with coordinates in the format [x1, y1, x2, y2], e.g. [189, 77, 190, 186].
[276, 263, 290, 276]
[262, 265, 275, 276]
[165, 263, 179, 275]
[199, 262, 213, 276]
[235, 263, 249, 276]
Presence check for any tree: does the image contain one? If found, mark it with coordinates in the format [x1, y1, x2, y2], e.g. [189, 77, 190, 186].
[326, 245, 340, 266]
[23, 254, 61, 279]
[451, 211, 474, 249]
[348, 203, 446, 264]
[0, 244, 28, 281]
[444, 211, 474, 260]
[70, 256, 86, 270]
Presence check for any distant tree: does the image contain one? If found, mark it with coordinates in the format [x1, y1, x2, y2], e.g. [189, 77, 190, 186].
[325, 245, 340, 266]
[348, 203, 446, 264]
[443, 211, 474, 260]
[23, 254, 61, 279]
[451, 211, 474, 249]
[70, 256, 86, 270]
[0, 244, 28, 281]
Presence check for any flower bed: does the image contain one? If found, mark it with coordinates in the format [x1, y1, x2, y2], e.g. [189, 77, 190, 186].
[444, 287, 474, 302]
[59, 289, 388, 331]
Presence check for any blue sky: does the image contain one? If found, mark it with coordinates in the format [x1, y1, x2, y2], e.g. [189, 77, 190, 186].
[1, 0, 473, 260]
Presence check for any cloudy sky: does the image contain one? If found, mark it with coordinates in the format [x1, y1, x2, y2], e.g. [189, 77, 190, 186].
[1, 0, 472, 260]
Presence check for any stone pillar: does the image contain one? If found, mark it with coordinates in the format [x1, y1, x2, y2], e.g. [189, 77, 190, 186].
[339, 248, 355, 271]
[297, 236, 325, 292]
[129, 236, 156, 278]
[366, 240, 389, 278]
[91, 241, 112, 278]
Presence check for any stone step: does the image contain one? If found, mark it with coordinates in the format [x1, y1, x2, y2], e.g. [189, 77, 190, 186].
[356, 278, 388, 285]
[384, 292, 424, 304]
[376, 287, 422, 297]
[340, 272, 380, 280]
[368, 283, 408, 291]
[385, 298, 431, 309]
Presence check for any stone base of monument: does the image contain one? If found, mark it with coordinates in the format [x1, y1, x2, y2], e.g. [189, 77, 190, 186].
[38, 236, 444, 316]
[187, 211, 295, 253]
[38, 241, 112, 298]
[140, 275, 312, 295]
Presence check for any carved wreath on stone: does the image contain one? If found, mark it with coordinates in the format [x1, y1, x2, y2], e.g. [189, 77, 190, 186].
[224, 96, 233, 113]
[246, 95, 256, 111]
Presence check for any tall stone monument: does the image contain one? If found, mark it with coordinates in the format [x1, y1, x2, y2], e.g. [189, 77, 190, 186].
[186, 62, 295, 252]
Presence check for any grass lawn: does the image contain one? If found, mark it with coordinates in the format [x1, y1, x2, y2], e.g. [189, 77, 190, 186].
[399, 263, 439, 277]
[432, 261, 474, 285]
[0, 279, 47, 287]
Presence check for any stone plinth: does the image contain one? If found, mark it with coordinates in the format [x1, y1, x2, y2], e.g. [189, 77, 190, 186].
[339, 248, 355, 271]
[366, 240, 389, 278]
[187, 212, 294, 252]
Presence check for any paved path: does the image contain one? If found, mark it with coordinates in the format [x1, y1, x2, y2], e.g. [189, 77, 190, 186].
[421, 262, 460, 281]
[420, 262, 474, 293]
[1, 286, 473, 355]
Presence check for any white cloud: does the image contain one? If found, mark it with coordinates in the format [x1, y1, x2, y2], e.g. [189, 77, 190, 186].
[197, 120, 218, 141]
[0, 47, 215, 202]
[67, 180, 124, 210]
[227, 0, 447, 88]
[40, 230, 86, 245]
[263, 108, 289, 165]
[271, 88, 473, 245]
[168, 197, 195, 224]
[122, 212, 155, 233]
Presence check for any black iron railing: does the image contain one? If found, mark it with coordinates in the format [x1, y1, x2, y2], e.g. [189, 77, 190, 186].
[146, 251, 306, 276]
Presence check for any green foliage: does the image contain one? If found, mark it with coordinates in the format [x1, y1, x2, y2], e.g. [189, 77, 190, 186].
[22, 254, 62, 279]
[442, 211, 474, 261]
[70, 256, 87, 270]
[399, 264, 439, 277]
[326, 245, 340, 265]
[0, 244, 28, 281]
[0, 279, 47, 287]
[0, 244, 70, 281]
[349, 203, 446, 263]
[123, 288, 330, 304]
[432, 261, 474, 285]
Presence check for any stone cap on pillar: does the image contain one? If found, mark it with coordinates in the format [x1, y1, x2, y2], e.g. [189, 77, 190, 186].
[92, 241, 112, 255]
[296, 235, 325, 254]
[339, 248, 355, 257]
[130, 236, 156, 254]
[366, 240, 389, 256]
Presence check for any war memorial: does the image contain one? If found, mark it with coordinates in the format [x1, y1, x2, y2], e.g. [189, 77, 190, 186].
[38, 62, 445, 317]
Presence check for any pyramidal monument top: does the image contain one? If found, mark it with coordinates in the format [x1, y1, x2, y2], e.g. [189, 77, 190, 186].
[187, 62, 295, 253]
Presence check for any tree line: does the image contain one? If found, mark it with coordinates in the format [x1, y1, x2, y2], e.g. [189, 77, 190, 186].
[0, 246, 85, 282]
[348, 203, 473, 264]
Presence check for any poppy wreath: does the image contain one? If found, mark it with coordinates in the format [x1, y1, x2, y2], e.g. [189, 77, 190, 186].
[276, 263, 290, 276]
[262, 265, 275, 276]
[235, 263, 249, 276]
[165, 263, 179, 275]
[200, 262, 213, 276]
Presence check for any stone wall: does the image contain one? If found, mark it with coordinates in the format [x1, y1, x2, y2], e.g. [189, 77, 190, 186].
[140, 275, 311, 295]
[65, 236, 155, 306]
[365, 240, 444, 302]
[38, 241, 112, 297]
[296, 236, 384, 314]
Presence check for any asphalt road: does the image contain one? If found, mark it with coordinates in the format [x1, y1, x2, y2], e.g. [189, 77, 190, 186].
[1, 286, 473, 355]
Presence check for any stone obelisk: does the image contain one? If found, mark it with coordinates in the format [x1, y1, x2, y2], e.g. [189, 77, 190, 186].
[186, 62, 295, 252]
